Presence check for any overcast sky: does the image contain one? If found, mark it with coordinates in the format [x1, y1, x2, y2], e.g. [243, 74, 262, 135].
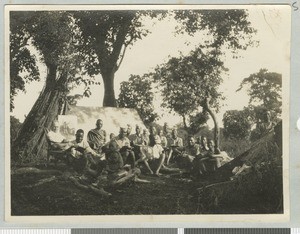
[10, 5, 290, 128]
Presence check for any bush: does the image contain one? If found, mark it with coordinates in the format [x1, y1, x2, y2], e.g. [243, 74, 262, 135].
[11, 116, 22, 144]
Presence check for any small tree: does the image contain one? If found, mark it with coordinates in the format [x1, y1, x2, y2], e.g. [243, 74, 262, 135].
[237, 69, 282, 119]
[118, 74, 158, 125]
[155, 48, 226, 152]
[223, 109, 252, 139]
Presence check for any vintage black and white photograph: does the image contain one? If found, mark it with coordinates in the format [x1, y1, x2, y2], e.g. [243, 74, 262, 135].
[6, 5, 290, 220]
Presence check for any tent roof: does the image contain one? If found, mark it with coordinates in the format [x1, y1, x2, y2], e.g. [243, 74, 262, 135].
[60, 106, 145, 141]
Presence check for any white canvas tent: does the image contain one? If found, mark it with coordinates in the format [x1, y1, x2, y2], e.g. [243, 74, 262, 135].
[57, 106, 145, 142]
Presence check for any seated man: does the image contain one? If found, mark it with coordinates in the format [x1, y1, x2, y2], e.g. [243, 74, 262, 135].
[207, 140, 232, 166]
[179, 136, 201, 170]
[87, 119, 107, 154]
[104, 141, 141, 186]
[46, 121, 71, 151]
[167, 128, 184, 164]
[45, 121, 73, 164]
[142, 128, 150, 146]
[131, 125, 148, 165]
[69, 129, 105, 176]
[200, 136, 210, 152]
[194, 140, 231, 175]
[126, 124, 135, 142]
[140, 135, 165, 176]
[131, 125, 145, 146]
[148, 126, 159, 147]
[191, 139, 215, 178]
[113, 126, 136, 169]
[158, 129, 168, 150]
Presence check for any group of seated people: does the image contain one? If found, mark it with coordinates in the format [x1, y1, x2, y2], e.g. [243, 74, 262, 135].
[46, 119, 232, 188]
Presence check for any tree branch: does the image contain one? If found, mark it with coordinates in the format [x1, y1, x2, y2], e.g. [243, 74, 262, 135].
[115, 44, 128, 71]
[109, 17, 134, 71]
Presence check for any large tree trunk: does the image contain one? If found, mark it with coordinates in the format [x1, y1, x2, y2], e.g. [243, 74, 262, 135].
[13, 64, 67, 164]
[102, 71, 116, 107]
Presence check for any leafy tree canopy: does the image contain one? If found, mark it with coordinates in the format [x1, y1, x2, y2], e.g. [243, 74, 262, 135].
[225, 69, 283, 142]
[10, 11, 100, 109]
[73, 10, 166, 76]
[10, 12, 40, 111]
[174, 9, 257, 52]
[118, 74, 158, 125]
[237, 68, 282, 115]
[223, 109, 252, 139]
[154, 47, 226, 119]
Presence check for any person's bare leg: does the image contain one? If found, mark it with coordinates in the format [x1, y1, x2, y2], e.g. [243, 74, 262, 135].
[143, 160, 153, 174]
[155, 154, 165, 175]
[200, 161, 207, 174]
[110, 171, 134, 186]
[134, 152, 146, 166]
[166, 149, 173, 165]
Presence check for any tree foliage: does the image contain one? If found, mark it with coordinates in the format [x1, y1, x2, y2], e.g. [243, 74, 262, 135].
[154, 47, 226, 129]
[154, 47, 227, 152]
[153, 9, 256, 151]
[118, 74, 158, 125]
[10, 116, 22, 142]
[223, 109, 252, 139]
[188, 111, 210, 135]
[155, 9, 256, 120]
[155, 48, 225, 116]
[10, 11, 101, 111]
[174, 9, 256, 52]
[10, 12, 40, 111]
[237, 69, 282, 141]
[237, 68, 282, 116]
[223, 69, 282, 142]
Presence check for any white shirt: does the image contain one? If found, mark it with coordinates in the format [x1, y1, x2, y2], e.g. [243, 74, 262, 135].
[142, 144, 164, 159]
[70, 139, 97, 158]
[152, 144, 164, 159]
[47, 131, 65, 143]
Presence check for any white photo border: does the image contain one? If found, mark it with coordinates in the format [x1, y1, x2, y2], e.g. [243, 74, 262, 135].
[3, 3, 294, 227]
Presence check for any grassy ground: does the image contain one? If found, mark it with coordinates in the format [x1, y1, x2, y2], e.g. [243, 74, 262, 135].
[11, 163, 283, 216]
[11, 166, 200, 216]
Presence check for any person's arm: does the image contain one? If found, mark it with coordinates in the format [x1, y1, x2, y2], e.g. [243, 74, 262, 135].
[196, 145, 201, 156]
[123, 138, 132, 149]
[178, 138, 184, 147]
[87, 131, 96, 149]
[83, 141, 102, 157]
[182, 148, 192, 158]
[117, 153, 124, 169]
[47, 131, 59, 143]
[104, 130, 107, 144]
